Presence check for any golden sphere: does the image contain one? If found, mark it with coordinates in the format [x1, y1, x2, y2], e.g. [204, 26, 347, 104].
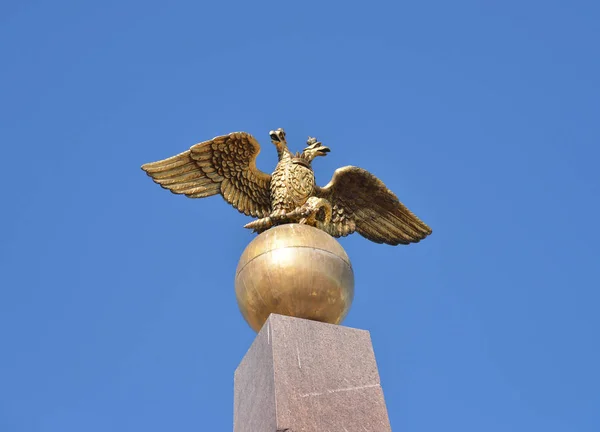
[235, 224, 354, 332]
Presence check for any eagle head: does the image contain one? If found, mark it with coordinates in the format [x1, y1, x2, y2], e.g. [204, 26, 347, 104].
[269, 128, 287, 145]
[301, 137, 330, 162]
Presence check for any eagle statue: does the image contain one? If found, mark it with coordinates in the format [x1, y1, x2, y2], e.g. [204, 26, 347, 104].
[141, 128, 432, 245]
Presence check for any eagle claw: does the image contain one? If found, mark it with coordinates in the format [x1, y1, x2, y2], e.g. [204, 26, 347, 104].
[289, 197, 333, 226]
[271, 210, 288, 221]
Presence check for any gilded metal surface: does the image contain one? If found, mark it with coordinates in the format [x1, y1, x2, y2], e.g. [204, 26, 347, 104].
[235, 224, 354, 332]
[142, 128, 432, 246]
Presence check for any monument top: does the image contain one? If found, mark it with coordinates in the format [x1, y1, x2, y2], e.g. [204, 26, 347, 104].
[142, 127, 432, 329]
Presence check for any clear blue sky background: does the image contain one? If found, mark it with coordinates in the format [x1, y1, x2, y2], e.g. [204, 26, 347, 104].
[1, 1, 599, 431]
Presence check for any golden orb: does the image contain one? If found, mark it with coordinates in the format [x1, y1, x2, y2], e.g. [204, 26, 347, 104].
[235, 224, 354, 332]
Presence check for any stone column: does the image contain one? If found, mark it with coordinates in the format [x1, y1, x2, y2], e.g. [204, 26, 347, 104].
[234, 314, 392, 432]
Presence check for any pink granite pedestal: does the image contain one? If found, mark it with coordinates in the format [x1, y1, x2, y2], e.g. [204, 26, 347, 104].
[234, 314, 392, 432]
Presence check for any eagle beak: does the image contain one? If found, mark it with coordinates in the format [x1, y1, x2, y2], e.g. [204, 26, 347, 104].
[316, 145, 330, 156]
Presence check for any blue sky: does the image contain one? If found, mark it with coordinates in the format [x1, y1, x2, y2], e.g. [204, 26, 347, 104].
[1, 1, 599, 431]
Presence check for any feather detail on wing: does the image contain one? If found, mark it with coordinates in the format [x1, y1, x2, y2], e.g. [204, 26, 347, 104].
[141, 132, 271, 218]
[315, 166, 432, 245]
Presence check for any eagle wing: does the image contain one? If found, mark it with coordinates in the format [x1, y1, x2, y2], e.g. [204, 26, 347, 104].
[315, 166, 432, 245]
[141, 132, 271, 218]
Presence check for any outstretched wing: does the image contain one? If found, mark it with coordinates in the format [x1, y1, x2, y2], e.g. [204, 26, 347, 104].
[141, 132, 271, 218]
[315, 166, 432, 245]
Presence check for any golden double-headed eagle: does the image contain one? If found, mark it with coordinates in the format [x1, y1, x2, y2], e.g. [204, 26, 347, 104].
[142, 128, 431, 245]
